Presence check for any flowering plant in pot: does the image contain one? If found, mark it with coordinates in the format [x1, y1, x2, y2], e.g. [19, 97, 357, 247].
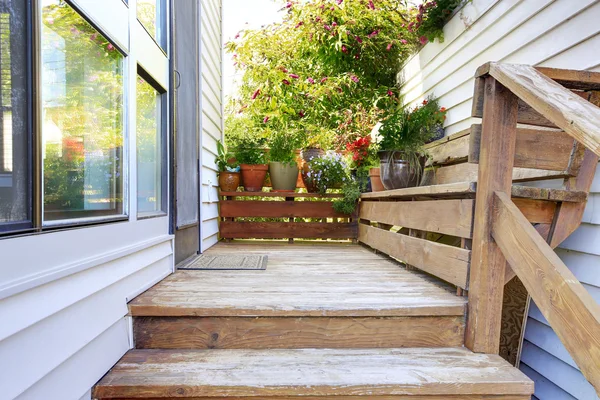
[269, 131, 301, 192]
[303, 151, 349, 195]
[346, 135, 380, 192]
[234, 138, 268, 192]
[377, 96, 447, 190]
[215, 142, 241, 192]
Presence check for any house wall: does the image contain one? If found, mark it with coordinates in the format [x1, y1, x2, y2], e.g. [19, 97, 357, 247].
[0, 1, 174, 399]
[398, 0, 600, 399]
[200, 0, 223, 252]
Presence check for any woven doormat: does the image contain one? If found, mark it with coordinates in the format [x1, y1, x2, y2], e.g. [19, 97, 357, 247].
[178, 254, 268, 270]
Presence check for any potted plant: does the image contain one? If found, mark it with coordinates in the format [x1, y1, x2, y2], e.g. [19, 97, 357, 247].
[377, 96, 447, 190]
[215, 142, 241, 192]
[346, 135, 381, 193]
[268, 131, 300, 192]
[301, 129, 333, 164]
[235, 138, 268, 192]
[303, 151, 349, 195]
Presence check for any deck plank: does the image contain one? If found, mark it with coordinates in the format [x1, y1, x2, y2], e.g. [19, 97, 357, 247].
[129, 243, 466, 317]
[93, 348, 534, 398]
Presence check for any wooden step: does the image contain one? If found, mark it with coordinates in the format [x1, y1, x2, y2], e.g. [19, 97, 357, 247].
[133, 315, 465, 349]
[93, 348, 534, 399]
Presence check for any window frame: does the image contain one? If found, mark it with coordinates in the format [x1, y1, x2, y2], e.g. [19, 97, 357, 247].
[136, 0, 168, 54]
[136, 66, 167, 220]
[0, 0, 34, 235]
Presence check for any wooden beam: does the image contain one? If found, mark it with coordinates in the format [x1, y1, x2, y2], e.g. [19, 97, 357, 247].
[220, 200, 351, 218]
[358, 224, 470, 289]
[510, 185, 587, 203]
[428, 162, 568, 185]
[220, 222, 357, 239]
[469, 124, 575, 171]
[360, 181, 476, 200]
[485, 63, 600, 157]
[535, 67, 600, 91]
[466, 76, 518, 354]
[513, 198, 556, 225]
[492, 191, 600, 395]
[359, 200, 474, 238]
[425, 128, 471, 166]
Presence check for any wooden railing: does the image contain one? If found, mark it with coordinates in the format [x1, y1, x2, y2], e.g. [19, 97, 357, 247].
[469, 63, 600, 394]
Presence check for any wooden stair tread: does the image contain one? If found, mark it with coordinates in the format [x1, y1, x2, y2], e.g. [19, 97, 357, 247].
[93, 348, 534, 398]
[361, 182, 586, 202]
[129, 243, 465, 317]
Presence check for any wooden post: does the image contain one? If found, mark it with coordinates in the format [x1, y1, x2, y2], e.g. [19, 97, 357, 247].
[465, 76, 519, 354]
[286, 197, 294, 243]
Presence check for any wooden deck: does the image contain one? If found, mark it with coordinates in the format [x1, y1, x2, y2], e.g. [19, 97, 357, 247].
[129, 242, 466, 317]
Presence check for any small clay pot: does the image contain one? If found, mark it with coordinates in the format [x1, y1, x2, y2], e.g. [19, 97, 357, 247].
[218, 172, 240, 192]
[240, 164, 268, 192]
[369, 167, 385, 192]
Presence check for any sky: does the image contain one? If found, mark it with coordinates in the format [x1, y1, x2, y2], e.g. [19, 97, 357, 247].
[222, 0, 283, 100]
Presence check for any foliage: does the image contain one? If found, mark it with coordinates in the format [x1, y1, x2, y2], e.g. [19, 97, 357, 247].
[269, 130, 301, 164]
[415, 0, 467, 43]
[234, 136, 268, 165]
[333, 179, 361, 214]
[225, 0, 464, 151]
[378, 95, 447, 154]
[215, 141, 240, 172]
[304, 151, 349, 195]
[346, 134, 378, 169]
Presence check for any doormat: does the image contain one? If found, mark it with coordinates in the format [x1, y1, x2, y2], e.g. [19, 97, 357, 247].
[178, 254, 268, 270]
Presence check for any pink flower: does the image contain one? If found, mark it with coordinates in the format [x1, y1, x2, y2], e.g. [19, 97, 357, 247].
[307, 77, 315, 84]
[341, 45, 348, 53]
[315, 16, 322, 22]
[350, 75, 359, 83]
[354, 53, 360, 59]
[368, 30, 379, 38]
[337, 0, 343, 4]
[295, 21, 304, 28]
[90, 33, 98, 41]
[386, 42, 393, 51]
[70, 27, 80, 36]
[289, 73, 300, 79]
[107, 43, 114, 51]
[299, 110, 306, 118]
[282, 79, 291, 85]
[400, 39, 408, 44]
[387, 90, 394, 97]
[324, 24, 331, 31]
[368, 0, 375, 10]
[280, 67, 289, 73]
[235, 32, 240, 39]
[321, 77, 328, 83]
[330, 6, 335, 10]
[355, 36, 363, 44]
[286, 2, 292, 8]
[46, 17, 54, 25]
[251, 89, 261, 100]
[419, 36, 428, 45]
[263, 116, 270, 123]
[332, 22, 338, 27]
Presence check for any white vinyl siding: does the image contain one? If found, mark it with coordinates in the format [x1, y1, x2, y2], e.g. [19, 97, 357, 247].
[200, 0, 223, 252]
[399, 1, 600, 399]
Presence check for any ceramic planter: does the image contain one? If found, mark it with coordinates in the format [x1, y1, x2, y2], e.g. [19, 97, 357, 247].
[378, 151, 426, 190]
[301, 148, 325, 164]
[301, 164, 319, 193]
[240, 164, 268, 192]
[218, 172, 240, 192]
[269, 162, 299, 192]
[369, 167, 385, 192]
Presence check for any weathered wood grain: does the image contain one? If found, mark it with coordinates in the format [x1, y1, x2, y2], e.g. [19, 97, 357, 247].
[469, 124, 575, 171]
[492, 191, 600, 395]
[510, 185, 587, 202]
[427, 162, 568, 185]
[133, 316, 465, 349]
[220, 200, 350, 218]
[99, 396, 534, 400]
[359, 200, 474, 238]
[534, 67, 600, 91]
[93, 348, 534, 398]
[219, 221, 357, 239]
[425, 128, 471, 166]
[466, 76, 518, 354]
[485, 63, 600, 156]
[512, 198, 556, 225]
[358, 224, 470, 289]
[361, 182, 476, 199]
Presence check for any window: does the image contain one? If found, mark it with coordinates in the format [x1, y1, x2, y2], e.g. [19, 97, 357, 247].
[0, 0, 32, 233]
[137, 0, 167, 50]
[136, 71, 165, 216]
[41, 0, 126, 223]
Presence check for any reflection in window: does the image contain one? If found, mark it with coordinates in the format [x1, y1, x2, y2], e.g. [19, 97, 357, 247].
[137, 75, 164, 215]
[137, 0, 166, 49]
[0, 0, 31, 230]
[41, 0, 125, 222]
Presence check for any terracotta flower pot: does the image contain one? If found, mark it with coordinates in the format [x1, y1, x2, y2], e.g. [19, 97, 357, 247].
[240, 164, 268, 192]
[218, 172, 240, 192]
[269, 162, 299, 192]
[369, 167, 385, 192]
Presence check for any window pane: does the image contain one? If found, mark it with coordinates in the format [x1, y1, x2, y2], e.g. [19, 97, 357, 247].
[136, 76, 164, 215]
[137, 0, 166, 49]
[0, 0, 31, 229]
[41, 0, 125, 222]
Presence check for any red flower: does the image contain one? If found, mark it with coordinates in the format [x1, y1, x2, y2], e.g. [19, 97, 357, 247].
[422, 99, 428, 105]
[282, 79, 291, 85]
[368, 0, 375, 10]
[251, 89, 261, 100]
[321, 77, 328, 83]
[386, 42, 393, 51]
[440, 107, 447, 112]
[387, 90, 394, 96]
[299, 110, 306, 118]
[263, 116, 269, 123]
[341, 45, 348, 53]
[289, 73, 300, 79]
[355, 35, 363, 44]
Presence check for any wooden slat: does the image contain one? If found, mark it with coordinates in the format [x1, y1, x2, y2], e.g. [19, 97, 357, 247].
[426, 163, 568, 186]
[484, 63, 600, 157]
[513, 198, 556, 225]
[361, 182, 476, 199]
[220, 200, 351, 218]
[492, 191, 600, 395]
[510, 185, 587, 202]
[535, 67, 600, 91]
[219, 191, 343, 198]
[358, 224, 470, 289]
[98, 396, 534, 400]
[425, 128, 471, 166]
[466, 76, 518, 354]
[469, 124, 576, 171]
[359, 200, 474, 238]
[93, 348, 534, 398]
[220, 221, 357, 239]
[133, 315, 465, 349]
